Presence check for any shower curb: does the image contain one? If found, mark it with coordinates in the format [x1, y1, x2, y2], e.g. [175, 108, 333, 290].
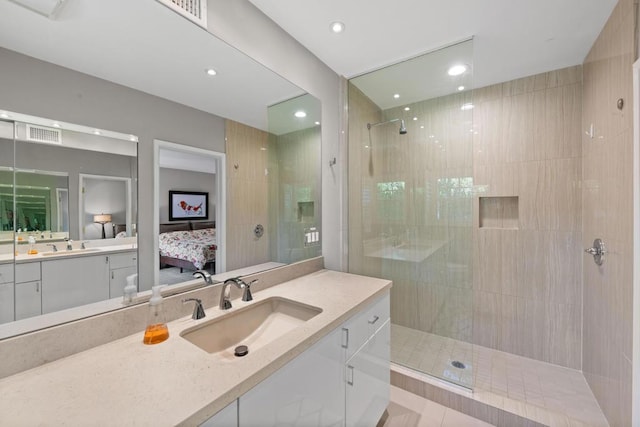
[391, 364, 547, 427]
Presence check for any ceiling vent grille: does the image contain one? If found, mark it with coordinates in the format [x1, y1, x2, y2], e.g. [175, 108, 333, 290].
[26, 124, 62, 145]
[156, 0, 207, 28]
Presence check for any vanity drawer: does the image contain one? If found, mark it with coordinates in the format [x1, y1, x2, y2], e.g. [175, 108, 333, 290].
[341, 292, 390, 360]
[16, 262, 41, 283]
[109, 252, 137, 269]
[0, 263, 13, 284]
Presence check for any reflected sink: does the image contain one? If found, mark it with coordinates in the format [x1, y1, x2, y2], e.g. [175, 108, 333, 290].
[181, 297, 322, 359]
[40, 248, 101, 257]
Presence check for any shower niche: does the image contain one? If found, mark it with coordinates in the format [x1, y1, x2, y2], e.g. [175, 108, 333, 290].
[479, 196, 519, 229]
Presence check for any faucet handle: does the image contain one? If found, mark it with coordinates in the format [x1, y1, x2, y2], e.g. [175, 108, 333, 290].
[240, 279, 256, 302]
[81, 241, 89, 249]
[182, 298, 205, 320]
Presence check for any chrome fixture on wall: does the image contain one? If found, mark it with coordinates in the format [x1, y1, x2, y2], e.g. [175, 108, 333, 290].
[585, 238, 606, 266]
[366, 118, 408, 135]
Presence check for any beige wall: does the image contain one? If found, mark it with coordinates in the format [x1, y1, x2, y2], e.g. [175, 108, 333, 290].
[472, 66, 583, 369]
[582, 0, 636, 424]
[270, 127, 322, 264]
[225, 120, 271, 270]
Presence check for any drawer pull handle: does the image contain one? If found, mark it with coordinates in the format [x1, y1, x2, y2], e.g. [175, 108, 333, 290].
[341, 327, 349, 349]
[368, 315, 380, 325]
[347, 365, 354, 386]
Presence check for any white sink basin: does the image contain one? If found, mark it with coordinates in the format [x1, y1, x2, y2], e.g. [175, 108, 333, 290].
[181, 297, 322, 360]
[40, 248, 101, 257]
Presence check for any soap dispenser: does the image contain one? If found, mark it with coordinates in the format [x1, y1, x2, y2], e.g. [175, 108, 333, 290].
[123, 274, 138, 304]
[143, 285, 169, 345]
[28, 236, 38, 255]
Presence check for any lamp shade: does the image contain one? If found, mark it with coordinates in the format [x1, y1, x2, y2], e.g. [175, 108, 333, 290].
[93, 214, 112, 224]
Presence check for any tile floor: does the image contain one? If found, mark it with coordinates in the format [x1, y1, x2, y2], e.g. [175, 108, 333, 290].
[380, 386, 494, 427]
[391, 324, 609, 427]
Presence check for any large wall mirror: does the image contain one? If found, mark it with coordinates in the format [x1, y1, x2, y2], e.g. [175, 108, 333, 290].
[0, 0, 321, 338]
[0, 114, 138, 328]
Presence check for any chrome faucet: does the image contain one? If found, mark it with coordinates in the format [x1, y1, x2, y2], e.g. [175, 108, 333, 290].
[182, 298, 206, 320]
[81, 241, 88, 249]
[46, 243, 58, 252]
[65, 239, 73, 251]
[193, 269, 213, 285]
[219, 277, 257, 310]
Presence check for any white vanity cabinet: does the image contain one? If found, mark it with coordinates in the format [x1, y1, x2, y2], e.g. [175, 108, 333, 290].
[232, 291, 391, 427]
[14, 263, 41, 320]
[108, 251, 137, 298]
[199, 400, 238, 427]
[238, 326, 345, 427]
[0, 263, 15, 323]
[41, 255, 109, 313]
[345, 320, 390, 427]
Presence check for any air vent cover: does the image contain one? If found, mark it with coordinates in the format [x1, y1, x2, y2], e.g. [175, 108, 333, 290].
[26, 124, 62, 145]
[156, 0, 207, 28]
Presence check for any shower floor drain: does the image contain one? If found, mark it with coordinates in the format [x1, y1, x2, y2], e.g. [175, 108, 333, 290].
[451, 360, 466, 369]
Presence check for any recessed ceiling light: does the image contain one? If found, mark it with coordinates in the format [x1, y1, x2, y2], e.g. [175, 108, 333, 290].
[330, 21, 345, 33]
[448, 64, 467, 76]
[93, 130, 101, 135]
[393, 94, 400, 99]
[420, 126, 425, 129]
[461, 103, 474, 111]
[413, 117, 418, 121]
[315, 121, 320, 125]
[294, 111, 307, 118]
[458, 86, 465, 91]
[404, 107, 410, 111]
[52, 122, 61, 128]
[205, 68, 217, 76]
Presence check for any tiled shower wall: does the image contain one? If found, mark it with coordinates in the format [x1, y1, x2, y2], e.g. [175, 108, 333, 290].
[349, 65, 584, 369]
[225, 120, 271, 270]
[269, 127, 322, 264]
[581, 0, 635, 424]
[472, 66, 583, 369]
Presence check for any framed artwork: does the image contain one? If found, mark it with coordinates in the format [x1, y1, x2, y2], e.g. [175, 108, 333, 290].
[169, 190, 208, 220]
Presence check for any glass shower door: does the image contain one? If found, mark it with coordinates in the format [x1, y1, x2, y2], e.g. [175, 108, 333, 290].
[348, 39, 475, 389]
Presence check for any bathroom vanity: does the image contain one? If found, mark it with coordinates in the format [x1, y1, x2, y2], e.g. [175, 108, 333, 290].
[0, 269, 391, 426]
[0, 245, 137, 322]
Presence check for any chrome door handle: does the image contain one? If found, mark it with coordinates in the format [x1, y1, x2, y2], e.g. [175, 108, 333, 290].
[368, 315, 380, 325]
[585, 238, 606, 266]
[341, 328, 349, 349]
[347, 365, 354, 386]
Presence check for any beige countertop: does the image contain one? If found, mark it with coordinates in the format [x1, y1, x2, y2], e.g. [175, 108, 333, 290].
[0, 269, 391, 426]
[0, 243, 137, 265]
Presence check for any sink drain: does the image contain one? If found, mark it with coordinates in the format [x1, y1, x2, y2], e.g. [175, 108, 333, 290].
[234, 345, 249, 357]
[451, 360, 466, 369]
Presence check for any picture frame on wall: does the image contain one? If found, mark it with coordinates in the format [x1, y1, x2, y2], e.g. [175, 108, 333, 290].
[169, 190, 208, 221]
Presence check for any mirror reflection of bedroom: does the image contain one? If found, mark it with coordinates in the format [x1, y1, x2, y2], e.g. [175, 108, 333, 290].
[158, 146, 219, 285]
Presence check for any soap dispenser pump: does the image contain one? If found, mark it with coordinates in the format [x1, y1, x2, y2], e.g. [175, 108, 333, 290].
[143, 285, 169, 345]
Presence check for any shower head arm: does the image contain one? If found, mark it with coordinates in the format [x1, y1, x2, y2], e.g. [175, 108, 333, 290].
[367, 118, 400, 130]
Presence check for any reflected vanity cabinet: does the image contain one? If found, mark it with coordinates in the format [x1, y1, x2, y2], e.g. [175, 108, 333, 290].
[0, 263, 15, 323]
[15, 263, 42, 320]
[108, 252, 137, 298]
[203, 291, 390, 427]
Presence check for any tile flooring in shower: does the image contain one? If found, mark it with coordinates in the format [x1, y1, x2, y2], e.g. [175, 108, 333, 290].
[391, 324, 609, 427]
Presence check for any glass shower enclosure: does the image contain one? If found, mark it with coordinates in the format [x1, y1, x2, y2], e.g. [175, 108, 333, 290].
[348, 40, 475, 388]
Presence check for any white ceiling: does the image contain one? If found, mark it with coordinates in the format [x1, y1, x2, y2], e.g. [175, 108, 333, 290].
[0, 0, 620, 131]
[0, 0, 304, 132]
[249, 0, 618, 89]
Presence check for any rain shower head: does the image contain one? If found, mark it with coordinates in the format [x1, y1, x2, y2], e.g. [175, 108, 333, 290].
[399, 120, 407, 135]
[367, 118, 408, 135]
